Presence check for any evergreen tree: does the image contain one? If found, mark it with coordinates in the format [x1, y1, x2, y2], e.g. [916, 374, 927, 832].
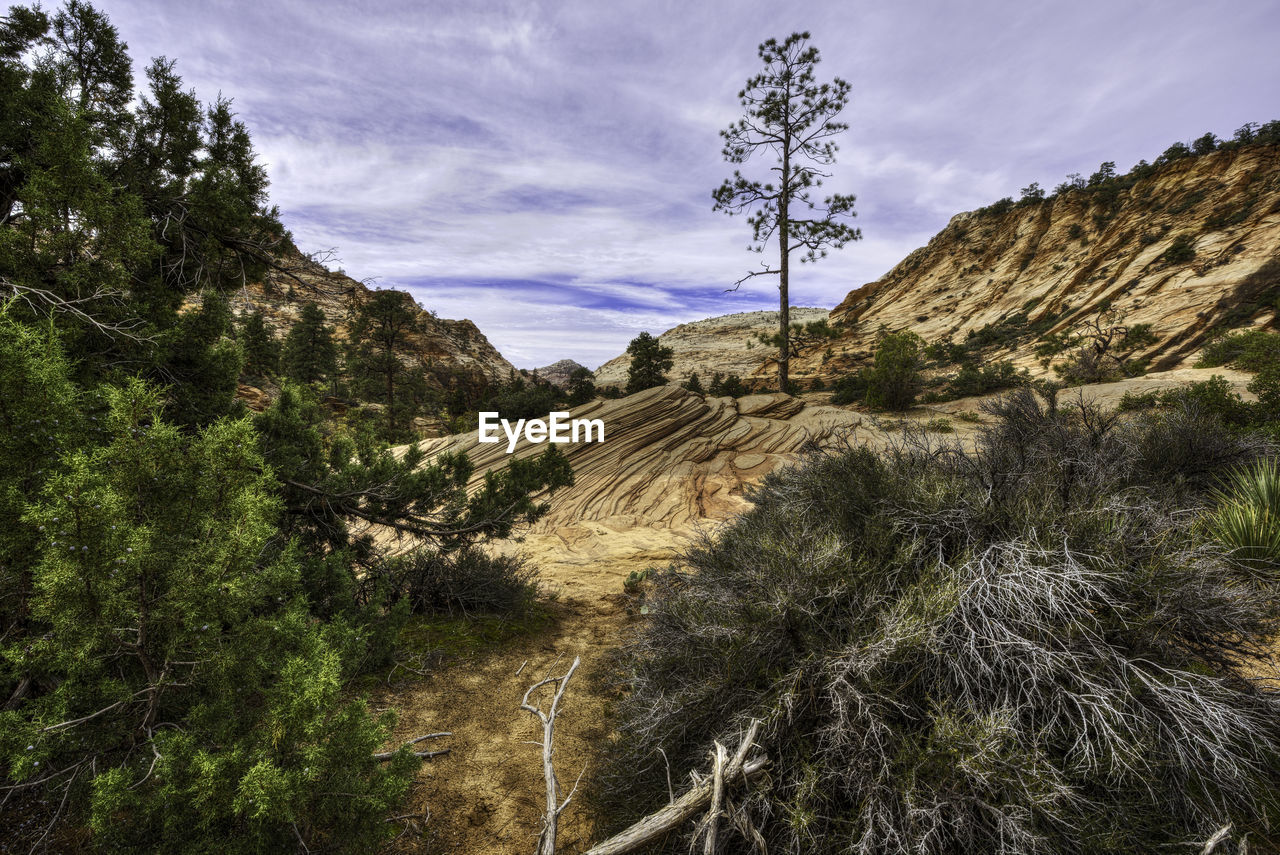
[0, 345, 416, 852]
[281, 302, 338, 388]
[683, 372, 705, 394]
[346, 290, 427, 439]
[239, 309, 280, 378]
[625, 332, 674, 394]
[164, 290, 244, 427]
[565, 365, 596, 406]
[713, 32, 860, 392]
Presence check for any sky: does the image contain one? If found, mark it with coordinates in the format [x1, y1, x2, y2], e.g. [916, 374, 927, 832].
[91, 0, 1280, 368]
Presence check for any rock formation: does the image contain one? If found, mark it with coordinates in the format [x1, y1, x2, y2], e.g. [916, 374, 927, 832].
[228, 241, 516, 393]
[593, 145, 1280, 389]
[806, 145, 1280, 383]
[533, 359, 589, 389]
[413, 385, 871, 594]
[593, 308, 828, 390]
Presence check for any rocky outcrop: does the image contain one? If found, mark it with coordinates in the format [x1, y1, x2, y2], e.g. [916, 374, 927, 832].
[533, 359, 588, 389]
[808, 145, 1280, 382]
[593, 308, 828, 390]
[229, 242, 516, 391]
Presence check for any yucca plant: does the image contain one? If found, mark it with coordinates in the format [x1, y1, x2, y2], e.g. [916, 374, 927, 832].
[1209, 457, 1280, 567]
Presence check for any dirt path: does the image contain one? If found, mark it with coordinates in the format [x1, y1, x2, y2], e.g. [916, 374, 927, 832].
[380, 580, 636, 854]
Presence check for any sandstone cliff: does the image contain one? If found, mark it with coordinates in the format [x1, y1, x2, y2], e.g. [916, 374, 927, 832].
[231, 242, 516, 390]
[806, 144, 1280, 382]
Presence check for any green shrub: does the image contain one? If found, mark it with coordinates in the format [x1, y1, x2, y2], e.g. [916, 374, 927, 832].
[1197, 328, 1280, 371]
[1162, 233, 1197, 265]
[1117, 389, 1162, 411]
[599, 391, 1279, 854]
[626, 332, 674, 394]
[864, 330, 924, 410]
[942, 360, 1026, 399]
[708, 372, 749, 398]
[922, 416, 953, 433]
[1208, 458, 1280, 567]
[1, 381, 416, 853]
[372, 547, 539, 617]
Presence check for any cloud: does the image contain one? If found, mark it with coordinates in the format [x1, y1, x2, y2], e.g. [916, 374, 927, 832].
[94, 0, 1280, 366]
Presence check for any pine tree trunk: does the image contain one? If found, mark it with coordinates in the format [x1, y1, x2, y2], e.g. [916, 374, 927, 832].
[778, 132, 791, 394]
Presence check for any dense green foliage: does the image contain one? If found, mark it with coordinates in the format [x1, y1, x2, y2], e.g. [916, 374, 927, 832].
[565, 366, 596, 406]
[625, 332, 674, 394]
[0, 4, 573, 849]
[832, 329, 923, 410]
[1197, 327, 1280, 372]
[2, 376, 416, 853]
[238, 310, 280, 378]
[599, 389, 1280, 853]
[706, 372, 749, 398]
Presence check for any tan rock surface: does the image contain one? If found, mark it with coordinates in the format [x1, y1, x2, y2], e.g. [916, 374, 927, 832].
[809, 146, 1280, 382]
[415, 385, 865, 595]
[592, 308, 828, 390]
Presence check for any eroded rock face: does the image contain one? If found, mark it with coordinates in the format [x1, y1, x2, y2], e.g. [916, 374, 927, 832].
[808, 146, 1280, 382]
[533, 359, 588, 389]
[592, 308, 829, 390]
[227, 241, 516, 392]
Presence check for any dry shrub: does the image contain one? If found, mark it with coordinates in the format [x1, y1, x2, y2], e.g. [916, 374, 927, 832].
[597, 389, 1280, 854]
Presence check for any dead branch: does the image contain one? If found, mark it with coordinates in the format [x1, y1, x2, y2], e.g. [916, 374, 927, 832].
[583, 720, 765, 855]
[520, 655, 581, 855]
[373, 732, 452, 761]
[698, 742, 728, 854]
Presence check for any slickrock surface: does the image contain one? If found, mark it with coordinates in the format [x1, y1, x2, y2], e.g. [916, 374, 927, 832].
[592, 308, 829, 390]
[416, 384, 865, 593]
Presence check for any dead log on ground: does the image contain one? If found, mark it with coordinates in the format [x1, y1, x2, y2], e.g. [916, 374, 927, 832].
[583, 719, 765, 855]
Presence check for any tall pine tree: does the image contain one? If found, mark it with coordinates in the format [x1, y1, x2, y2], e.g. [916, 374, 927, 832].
[281, 302, 338, 388]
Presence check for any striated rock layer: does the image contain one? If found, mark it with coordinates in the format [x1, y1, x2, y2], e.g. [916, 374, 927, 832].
[413, 384, 866, 594]
[810, 145, 1280, 381]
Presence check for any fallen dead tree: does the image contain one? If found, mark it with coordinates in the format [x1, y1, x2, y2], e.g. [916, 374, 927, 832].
[584, 720, 766, 855]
